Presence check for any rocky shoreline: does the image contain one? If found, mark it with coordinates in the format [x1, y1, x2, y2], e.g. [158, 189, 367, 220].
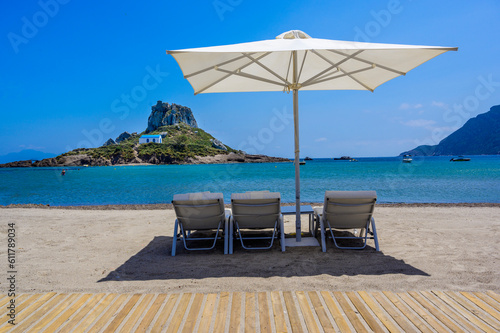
[0, 152, 290, 168]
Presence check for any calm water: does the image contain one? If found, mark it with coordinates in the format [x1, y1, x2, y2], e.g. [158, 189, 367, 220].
[0, 156, 499, 206]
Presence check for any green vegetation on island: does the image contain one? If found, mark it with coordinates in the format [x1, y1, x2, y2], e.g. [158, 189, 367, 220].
[60, 123, 239, 165]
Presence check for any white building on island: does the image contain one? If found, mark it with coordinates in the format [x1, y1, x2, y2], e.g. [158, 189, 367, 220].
[139, 134, 162, 144]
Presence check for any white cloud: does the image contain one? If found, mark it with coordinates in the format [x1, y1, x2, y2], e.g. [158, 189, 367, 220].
[432, 101, 449, 110]
[315, 137, 327, 142]
[399, 103, 424, 110]
[18, 144, 45, 150]
[402, 119, 436, 128]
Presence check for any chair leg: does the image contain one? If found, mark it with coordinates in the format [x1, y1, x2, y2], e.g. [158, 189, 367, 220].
[172, 219, 179, 256]
[229, 216, 234, 254]
[371, 217, 379, 251]
[279, 215, 286, 252]
[224, 217, 229, 255]
[319, 216, 326, 252]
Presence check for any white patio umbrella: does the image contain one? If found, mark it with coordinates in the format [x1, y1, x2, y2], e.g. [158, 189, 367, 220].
[166, 30, 457, 244]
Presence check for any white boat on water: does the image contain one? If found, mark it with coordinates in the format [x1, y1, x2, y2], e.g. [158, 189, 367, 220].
[402, 154, 412, 163]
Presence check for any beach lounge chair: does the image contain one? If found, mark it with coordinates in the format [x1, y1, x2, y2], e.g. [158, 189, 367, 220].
[171, 192, 229, 256]
[230, 191, 285, 253]
[314, 191, 379, 252]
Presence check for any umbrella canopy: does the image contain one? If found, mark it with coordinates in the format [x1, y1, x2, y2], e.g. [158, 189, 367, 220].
[167, 30, 457, 94]
[166, 30, 457, 243]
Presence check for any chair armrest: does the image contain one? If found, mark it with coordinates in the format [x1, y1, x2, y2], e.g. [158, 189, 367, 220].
[313, 207, 323, 217]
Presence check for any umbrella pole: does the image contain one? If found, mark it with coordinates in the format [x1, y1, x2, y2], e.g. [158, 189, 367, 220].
[292, 50, 301, 242]
[293, 87, 301, 241]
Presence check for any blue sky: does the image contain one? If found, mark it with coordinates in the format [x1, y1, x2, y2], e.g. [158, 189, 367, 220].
[1, 0, 499, 159]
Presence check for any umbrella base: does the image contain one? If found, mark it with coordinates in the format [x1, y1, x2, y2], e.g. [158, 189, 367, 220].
[284, 237, 320, 247]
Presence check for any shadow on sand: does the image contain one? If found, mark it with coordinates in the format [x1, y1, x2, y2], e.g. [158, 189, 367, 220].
[99, 235, 429, 282]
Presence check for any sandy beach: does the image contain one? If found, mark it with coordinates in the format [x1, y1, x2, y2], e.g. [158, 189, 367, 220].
[1, 205, 498, 294]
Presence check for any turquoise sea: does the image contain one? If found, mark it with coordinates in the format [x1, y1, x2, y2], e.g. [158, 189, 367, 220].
[0, 156, 499, 206]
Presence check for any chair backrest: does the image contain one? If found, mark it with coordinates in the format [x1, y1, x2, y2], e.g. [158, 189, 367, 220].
[172, 192, 225, 230]
[322, 191, 377, 229]
[231, 191, 281, 229]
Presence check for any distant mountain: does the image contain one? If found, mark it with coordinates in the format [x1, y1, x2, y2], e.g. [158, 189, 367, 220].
[401, 105, 500, 156]
[0, 149, 57, 164]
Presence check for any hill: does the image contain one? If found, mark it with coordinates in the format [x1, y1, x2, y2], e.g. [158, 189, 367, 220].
[401, 105, 500, 156]
[0, 149, 57, 164]
[0, 102, 290, 167]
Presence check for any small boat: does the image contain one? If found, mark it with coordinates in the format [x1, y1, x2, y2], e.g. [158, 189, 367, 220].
[450, 156, 470, 162]
[350, 158, 358, 162]
[299, 161, 306, 165]
[334, 156, 351, 160]
[402, 154, 412, 163]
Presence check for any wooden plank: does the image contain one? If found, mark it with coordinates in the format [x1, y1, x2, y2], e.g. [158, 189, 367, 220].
[258, 292, 272, 333]
[445, 291, 500, 331]
[213, 292, 230, 333]
[152, 293, 179, 333]
[183, 293, 205, 333]
[346, 291, 384, 333]
[461, 292, 500, 322]
[72, 294, 118, 332]
[229, 292, 242, 333]
[271, 291, 288, 333]
[308, 291, 335, 333]
[7, 294, 31, 309]
[136, 294, 168, 332]
[197, 293, 217, 333]
[58, 293, 107, 333]
[0, 295, 12, 309]
[6, 293, 68, 333]
[29, 294, 82, 332]
[421, 291, 482, 333]
[119, 294, 155, 333]
[486, 291, 500, 303]
[0, 293, 42, 331]
[333, 291, 367, 333]
[382, 291, 432, 333]
[320, 291, 351, 333]
[43, 293, 93, 333]
[0, 294, 36, 331]
[474, 292, 500, 312]
[12, 294, 42, 313]
[245, 292, 256, 333]
[371, 292, 418, 333]
[295, 291, 320, 333]
[103, 294, 142, 333]
[0, 292, 57, 333]
[358, 291, 406, 333]
[282, 291, 303, 333]
[166, 293, 192, 333]
[0, 293, 32, 331]
[86, 294, 129, 332]
[397, 292, 448, 332]
[432, 291, 496, 333]
[408, 291, 465, 333]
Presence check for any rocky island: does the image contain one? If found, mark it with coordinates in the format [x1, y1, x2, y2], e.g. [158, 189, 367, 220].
[0, 101, 290, 167]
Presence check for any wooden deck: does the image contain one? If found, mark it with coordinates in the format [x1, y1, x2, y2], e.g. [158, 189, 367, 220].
[1, 291, 499, 332]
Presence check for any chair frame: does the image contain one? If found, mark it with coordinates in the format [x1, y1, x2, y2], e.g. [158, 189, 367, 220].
[316, 198, 379, 252]
[171, 200, 229, 256]
[229, 200, 285, 254]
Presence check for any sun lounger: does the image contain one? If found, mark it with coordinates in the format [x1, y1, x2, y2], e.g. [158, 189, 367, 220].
[314, 191, 379, 252]
[172, 192, 229, 256]
[230, 191, 285, 253]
